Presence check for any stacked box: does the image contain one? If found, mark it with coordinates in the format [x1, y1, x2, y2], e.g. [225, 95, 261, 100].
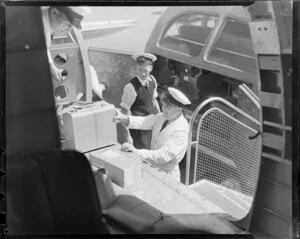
[62, 101, 117, 152]
[89, 147, 142, 190]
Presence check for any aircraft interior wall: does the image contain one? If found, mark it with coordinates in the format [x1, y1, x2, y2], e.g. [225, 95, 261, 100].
[152, 55, 260, 121]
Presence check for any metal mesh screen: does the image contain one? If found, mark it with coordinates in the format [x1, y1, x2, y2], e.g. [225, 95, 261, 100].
[193, 108, 261, 197]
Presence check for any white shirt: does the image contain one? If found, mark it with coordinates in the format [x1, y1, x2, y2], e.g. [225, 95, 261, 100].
[90, 65, 105, 99]
[128, 113, 189, 182]
[120, 75, 158, 112]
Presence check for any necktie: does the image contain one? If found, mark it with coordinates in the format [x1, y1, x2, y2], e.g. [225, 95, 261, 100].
[144, 81, 149, 89]
[160, 120, 169, 132]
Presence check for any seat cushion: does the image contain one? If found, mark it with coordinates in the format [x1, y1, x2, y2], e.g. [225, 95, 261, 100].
[7, 150, 109, 234]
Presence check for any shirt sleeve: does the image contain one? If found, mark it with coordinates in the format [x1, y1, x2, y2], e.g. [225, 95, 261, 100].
[150, 75, 158, 98]
[120, 83, 137, 112]
[90, 65, 105, 99]
[128, 114, 158, 130]
[136, 129, 188, 164]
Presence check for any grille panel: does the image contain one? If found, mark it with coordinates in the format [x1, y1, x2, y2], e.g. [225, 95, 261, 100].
[193, 108, 261, 197]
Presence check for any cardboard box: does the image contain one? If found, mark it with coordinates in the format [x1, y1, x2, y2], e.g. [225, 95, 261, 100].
[89, 147, 142, 190]
[62, 101, 117, 152]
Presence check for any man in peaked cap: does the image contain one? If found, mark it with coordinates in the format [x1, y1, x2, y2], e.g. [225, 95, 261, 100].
[41, 6, 91, 81]
[115, 87, 191, 182]
[120, 52, 161, 150]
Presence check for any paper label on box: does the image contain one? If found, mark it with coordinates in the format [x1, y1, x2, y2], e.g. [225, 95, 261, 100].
[100, 149, 121, 159]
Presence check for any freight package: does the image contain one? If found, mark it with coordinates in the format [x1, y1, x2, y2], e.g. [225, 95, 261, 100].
[89, 147, 142, 190]
[62, 101, 117, 152]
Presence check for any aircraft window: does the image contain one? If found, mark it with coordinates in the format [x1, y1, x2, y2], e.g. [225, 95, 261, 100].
[61, 69, 68, 79]
[51, 32, 76, 45]
[54, 85, 69, 100]
[159, 14, 218, 57]
[206, 18, 257, 73]
[54, 53, 68, 65]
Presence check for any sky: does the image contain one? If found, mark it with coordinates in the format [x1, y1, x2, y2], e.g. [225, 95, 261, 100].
[83, 7, 167, 53]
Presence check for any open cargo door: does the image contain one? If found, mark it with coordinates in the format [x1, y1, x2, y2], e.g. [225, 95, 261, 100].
[246, 1, 293, 238]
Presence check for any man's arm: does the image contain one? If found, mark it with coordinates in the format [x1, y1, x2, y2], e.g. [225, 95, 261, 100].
[136, 130, 188, 164]
[128, 114, 158, 130]
[49, 59, 63, 81]
[90, 65, 105, 99]
[151, 75, 161, 113]
[114, 111, 158, 130]
[120, 83, 136, 115]
[46, 36, 63, 81]
[119, 83, 137, 144]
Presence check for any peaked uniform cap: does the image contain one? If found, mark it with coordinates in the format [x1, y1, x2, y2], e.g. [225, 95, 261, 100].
[70, 7, 92, 16]
[56, 6, 92, 30]
[168, 87, 191, 105]
[133, 53, 157, 63]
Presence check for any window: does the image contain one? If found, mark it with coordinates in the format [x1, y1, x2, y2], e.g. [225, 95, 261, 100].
[51, 31, 76, 45]
[206, 18, 257, 73]
[159, 14, 218, 57]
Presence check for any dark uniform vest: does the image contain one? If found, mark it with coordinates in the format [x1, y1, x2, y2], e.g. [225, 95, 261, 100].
[129, 76, 159, 149]
[130, 76, 159, 116]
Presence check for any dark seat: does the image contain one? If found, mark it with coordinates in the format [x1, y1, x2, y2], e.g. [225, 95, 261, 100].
[7, 150, 109, 235]
[7, 149, 187, 234]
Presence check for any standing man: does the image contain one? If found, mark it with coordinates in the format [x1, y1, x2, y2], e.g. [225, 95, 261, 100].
[41, 6, 91, 81]
[115, 87, 191, 182]
[120, 53, 161, 149]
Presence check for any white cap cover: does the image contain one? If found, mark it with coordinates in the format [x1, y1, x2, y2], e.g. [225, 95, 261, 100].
[53, 6, 92, 29]
[168, 87, 191, 105]
[133, 53, 157, 62]
[69, 7, 92, 17]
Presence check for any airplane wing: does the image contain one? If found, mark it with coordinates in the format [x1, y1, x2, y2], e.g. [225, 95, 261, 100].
[81, 20, 136, 40]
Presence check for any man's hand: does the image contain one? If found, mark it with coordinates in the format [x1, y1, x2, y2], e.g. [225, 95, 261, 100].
[50, 63, 64, 81]
[121, 142, 137, 153]
[113, 109, 130, 126]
